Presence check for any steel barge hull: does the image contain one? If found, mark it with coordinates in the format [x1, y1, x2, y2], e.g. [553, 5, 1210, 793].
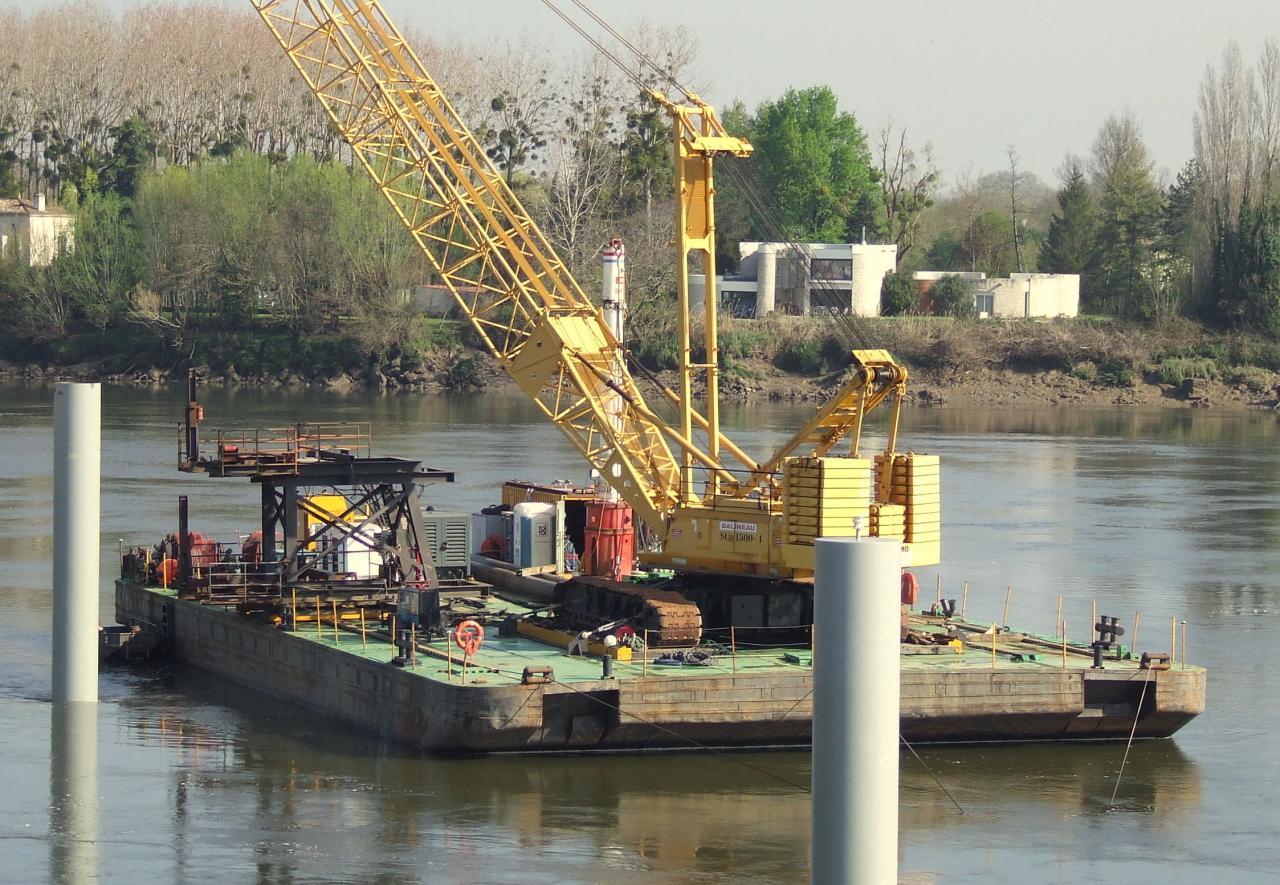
[116, 580, 1204, 754]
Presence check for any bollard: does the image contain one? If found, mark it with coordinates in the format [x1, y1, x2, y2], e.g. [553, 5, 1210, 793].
[602, 652, 613, 679]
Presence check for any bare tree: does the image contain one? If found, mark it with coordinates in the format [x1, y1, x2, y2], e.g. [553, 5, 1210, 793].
[1194, 42, 1256, 232]
[476, 37, 557, 186]
[876, 119, 938, 260]
[540, 50, 626, 278]
[1006, 145, 1025, 272]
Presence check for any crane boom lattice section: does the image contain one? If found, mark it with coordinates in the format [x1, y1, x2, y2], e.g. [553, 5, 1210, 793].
[251, 0, 696, 526]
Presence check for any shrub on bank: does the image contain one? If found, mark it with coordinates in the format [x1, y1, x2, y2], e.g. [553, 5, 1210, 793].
[774, 338, 825, 375]
[1070, 361, 1098, 382]
[1225, 365, 1274, 393]
[1157, 356, 1219, 386]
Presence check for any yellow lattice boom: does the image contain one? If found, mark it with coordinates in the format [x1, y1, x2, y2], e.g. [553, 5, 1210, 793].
[249, 0, 763, 527]
[249, 0, 938, 573]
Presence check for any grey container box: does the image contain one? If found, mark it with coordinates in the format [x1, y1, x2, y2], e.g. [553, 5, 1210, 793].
[421, 511, 472, 580]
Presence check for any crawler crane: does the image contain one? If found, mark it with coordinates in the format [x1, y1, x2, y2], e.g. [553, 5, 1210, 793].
[249, 0, 940, 631]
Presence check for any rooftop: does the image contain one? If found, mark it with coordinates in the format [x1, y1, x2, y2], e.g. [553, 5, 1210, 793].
[0, 196, 71, 215]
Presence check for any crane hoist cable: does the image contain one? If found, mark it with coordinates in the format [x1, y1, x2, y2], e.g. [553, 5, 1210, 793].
[542, 0, 881, 361]
[537, 0, 651, 94]
[717, 158, 876, 353]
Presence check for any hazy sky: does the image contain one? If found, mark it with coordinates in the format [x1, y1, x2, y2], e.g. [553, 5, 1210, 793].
[378, 0, 1273, 185]
[8, 0, 1275, 186]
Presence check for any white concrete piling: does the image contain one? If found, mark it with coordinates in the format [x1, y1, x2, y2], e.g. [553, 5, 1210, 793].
[812, 537, 903, 885]
[52, 382, 101, 704]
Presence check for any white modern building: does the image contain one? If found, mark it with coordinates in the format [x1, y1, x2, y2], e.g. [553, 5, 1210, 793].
[690, 241, 898, 318]
[0, 195, 74, 267]
[913, 271, 1080, 319]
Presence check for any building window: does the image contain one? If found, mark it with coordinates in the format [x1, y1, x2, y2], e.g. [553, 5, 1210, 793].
[811, 258, 852, 281]
[976, 292, 994, 317]
[719, 289, 757, 318]
[810, 289, 851, 314]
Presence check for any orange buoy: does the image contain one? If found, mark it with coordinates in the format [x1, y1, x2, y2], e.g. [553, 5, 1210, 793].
[454, 620, 484, 657]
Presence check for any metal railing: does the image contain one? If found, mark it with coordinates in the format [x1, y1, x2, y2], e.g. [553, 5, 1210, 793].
[198, 560, 283, 605]
[179, 422, 372, 475]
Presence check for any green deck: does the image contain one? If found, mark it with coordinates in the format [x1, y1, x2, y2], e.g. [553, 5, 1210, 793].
[148, 586, 1200, 687]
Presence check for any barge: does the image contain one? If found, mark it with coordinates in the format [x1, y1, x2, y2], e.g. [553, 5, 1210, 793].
[108, 384, 1203, 754]
[114, 577, 1203, 753]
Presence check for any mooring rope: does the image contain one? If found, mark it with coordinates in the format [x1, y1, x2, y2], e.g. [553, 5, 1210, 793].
[1109, 666, 1154, 805]
[900, 734, 966, 815]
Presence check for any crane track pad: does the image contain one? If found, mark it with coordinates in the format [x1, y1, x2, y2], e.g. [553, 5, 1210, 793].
[554, 577, 702, 646]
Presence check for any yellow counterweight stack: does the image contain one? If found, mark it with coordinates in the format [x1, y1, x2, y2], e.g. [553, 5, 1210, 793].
[868, 502, 906, 540]
[782, 457, 872, 544]
[875, 453, 941, 566]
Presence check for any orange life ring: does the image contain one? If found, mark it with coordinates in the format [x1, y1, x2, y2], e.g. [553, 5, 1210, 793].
[454, 620, 484, 657]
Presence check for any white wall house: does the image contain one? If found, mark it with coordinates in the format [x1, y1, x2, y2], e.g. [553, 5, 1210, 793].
[690, 241, 898, 318]
[913, 271, 1080, 319]
[0, 195, 74, 267]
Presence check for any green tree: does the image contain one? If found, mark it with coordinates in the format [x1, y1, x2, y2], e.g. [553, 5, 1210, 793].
[747, 86, 883, 242]
[1148, 159, 1201, 320]
[620, 93, 670, 222]
[1213, 200, 1280, 334]
[1039, 157, 1097, 278]
[1090, 112, 1163, 316]
[964, 210, 1016, 276]
[931, 274, 976, 319]
[880, 271, 918, 315]
[923, 231, 966, 270]
[102, 116, 156, 200]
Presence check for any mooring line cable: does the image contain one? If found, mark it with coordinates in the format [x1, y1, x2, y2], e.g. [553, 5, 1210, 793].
[900, 733, 965, 815]
[1109, 667, 1154, 806]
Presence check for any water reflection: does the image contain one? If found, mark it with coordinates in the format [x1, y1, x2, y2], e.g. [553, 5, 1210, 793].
[4, 385, 1277, 881]
[49, 702, 98, 884]
[105, 668, 1204, 883]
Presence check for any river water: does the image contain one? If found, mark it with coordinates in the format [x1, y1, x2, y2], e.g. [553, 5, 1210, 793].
[0, 383, 1276, 884]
